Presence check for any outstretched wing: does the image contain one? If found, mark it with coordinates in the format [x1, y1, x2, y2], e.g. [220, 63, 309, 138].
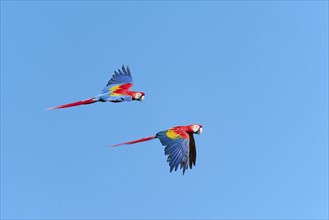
[102, 65, 133, 93]
[188, 133, 196, 169]
[156, 129, 191, 174]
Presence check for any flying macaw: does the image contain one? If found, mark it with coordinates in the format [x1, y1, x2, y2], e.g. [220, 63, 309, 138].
[113, 124, 203, 174]
[47, 65, 145, 110]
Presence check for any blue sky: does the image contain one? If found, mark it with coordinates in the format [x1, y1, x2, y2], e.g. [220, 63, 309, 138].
[1, 1, 328, 219]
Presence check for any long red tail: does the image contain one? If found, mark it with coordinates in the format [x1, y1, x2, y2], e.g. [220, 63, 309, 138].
[113, 136, 156, 147]
[47, 98, 97, 110]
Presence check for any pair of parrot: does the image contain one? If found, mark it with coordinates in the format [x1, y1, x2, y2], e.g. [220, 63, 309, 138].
[48, 65, 203, 174]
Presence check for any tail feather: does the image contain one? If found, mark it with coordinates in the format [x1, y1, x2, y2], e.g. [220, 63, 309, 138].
[113, 136, 156, 147]
[47, 98, 98, 110]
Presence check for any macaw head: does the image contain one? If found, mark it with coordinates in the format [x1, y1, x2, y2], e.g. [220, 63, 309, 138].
[132, 92, 145, 101]
[188, 124, 203, 135]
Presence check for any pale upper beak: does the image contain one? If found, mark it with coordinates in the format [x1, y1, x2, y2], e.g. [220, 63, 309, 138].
[139, 96, 145, 102]
[197, 127, 203, 134]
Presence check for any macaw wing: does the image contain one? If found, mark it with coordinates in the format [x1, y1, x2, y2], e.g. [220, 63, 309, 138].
[100, 94, 133, 102]
[188, 133, 196, 169]
[102, 65, 133, 93]
[156, 129, 190, 174]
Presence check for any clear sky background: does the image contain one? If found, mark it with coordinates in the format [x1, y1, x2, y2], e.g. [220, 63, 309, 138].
[1, 1, 328, 219]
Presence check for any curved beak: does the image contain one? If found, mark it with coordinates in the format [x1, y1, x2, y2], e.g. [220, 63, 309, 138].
[139, 95, 145, 102]
[197, 127, 203, 134]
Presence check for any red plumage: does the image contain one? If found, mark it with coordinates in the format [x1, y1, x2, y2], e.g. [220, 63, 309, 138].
[47, 98, 97, 110]
[113, 136, 156, 147]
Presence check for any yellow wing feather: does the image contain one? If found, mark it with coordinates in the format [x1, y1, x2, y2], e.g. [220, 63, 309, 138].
[166, 129, 181, 140]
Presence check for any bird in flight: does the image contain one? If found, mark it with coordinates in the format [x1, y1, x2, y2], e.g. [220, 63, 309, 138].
[47, 65, 145, 110]
[113, 124, 203, 174]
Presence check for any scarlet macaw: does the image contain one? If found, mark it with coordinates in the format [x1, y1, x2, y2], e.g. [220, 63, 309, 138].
[113, 124, 203, 174]
[47, 65, 145, 110]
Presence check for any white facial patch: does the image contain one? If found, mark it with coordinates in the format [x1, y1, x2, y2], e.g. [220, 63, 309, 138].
[193, 125, 200, 133]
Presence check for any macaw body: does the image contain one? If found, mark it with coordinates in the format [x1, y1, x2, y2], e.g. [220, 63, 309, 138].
[47, 65, 145, 110]
[113, 124, 203, 174]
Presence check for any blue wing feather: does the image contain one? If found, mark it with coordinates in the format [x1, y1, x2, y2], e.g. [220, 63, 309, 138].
[99, 94, 132, 102]
[102, 65, 133, 92]
[172, 151, 182, 171]
[156, 130, 190, 174]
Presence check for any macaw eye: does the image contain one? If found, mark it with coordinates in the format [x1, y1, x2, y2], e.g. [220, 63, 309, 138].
[135, 93, 141, 98]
